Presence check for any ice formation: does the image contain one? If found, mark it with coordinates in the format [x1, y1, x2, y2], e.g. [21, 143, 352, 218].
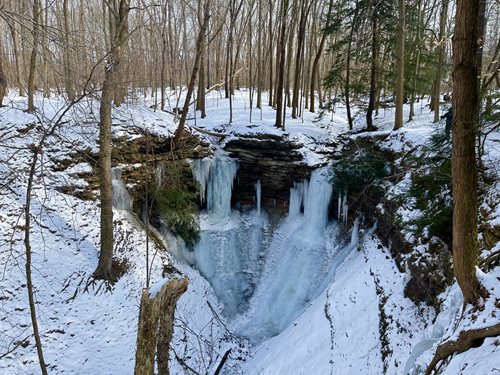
[178, 155, 357, 343]
[111, 167, 133, 211]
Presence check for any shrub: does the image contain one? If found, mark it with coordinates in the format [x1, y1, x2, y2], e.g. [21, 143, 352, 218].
[331, 145, 393, 194]
[152, 162, 200, 249]
[405, 131, 452, 242]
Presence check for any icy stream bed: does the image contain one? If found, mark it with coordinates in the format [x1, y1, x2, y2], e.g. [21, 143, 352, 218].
[166, 155, 358, 344]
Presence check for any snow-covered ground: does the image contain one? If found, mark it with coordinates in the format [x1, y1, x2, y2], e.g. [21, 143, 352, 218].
[0, 90, 499, 374]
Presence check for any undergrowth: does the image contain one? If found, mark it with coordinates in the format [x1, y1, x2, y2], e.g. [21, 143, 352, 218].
[404, 131, 452, 243]
[152, 161, 200, 248]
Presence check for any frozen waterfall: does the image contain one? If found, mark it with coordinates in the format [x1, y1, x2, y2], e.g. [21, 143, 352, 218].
[111, 168, 132, 211]
[179, 156, 357, 344]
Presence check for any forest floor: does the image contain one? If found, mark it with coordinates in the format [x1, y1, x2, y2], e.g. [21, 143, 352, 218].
[0, 90, 499, 374]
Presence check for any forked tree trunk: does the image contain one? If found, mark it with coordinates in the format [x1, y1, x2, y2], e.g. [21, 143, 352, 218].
[451, 0, 481, 304]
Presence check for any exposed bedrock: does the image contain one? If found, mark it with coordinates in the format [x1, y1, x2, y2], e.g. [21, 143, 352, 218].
[224, 134, 314, 211]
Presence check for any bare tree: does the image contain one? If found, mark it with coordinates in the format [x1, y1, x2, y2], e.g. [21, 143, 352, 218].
[94, 0, 131, 281]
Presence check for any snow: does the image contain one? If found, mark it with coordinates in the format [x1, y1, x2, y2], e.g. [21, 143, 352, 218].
[1, 89, 499, 375]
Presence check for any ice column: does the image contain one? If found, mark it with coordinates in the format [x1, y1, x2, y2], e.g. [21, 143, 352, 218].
[255, 180, 262, 213]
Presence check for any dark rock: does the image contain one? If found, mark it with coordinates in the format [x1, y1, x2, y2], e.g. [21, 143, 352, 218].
[225, 134, 312, 210]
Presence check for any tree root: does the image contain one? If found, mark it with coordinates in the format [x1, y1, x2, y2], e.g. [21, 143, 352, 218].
[425, 322, 500, 375]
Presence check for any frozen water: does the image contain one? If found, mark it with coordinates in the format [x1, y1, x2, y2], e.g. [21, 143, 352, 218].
[174, 158, 356, 343]
[255, 180, 262, 213]
[111, 168, 133, 211]
[189, 155, 238, 216]
[403, 284, 463, 374]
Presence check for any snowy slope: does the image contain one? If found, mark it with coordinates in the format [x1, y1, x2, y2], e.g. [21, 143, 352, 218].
[1, 90, 499, 375]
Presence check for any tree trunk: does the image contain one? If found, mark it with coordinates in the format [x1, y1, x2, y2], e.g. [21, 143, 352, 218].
[8, 22, 24, 97]
[366, 1, 379, 131]
[135, 278, 189, 375]
[291, 0, 309, 118]
[268, 0, 274, 107]
[63, 0, 75, 101]
[94, 0, 130, 281]
[345, 1, 359, 130]
[310, 0, 333, 113]
[393, 0, 405, 130]
[451, 0, 481, 305]
[433, 0, 449, 122]
[174, 0, 211, 142]
[275, 0, 289, 128]
[27, 0, 41, 113]
[0, 29, 7, 107]
[256, 0, 262, 109]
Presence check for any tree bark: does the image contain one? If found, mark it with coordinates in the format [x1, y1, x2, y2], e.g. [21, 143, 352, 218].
[63, 0, 75, 101]
[366, 1, 379, 131]
[345, 2, 359, 130]
[275, 0, 289, 128]
[8, 22, 24, 97]
[393, 0, 405, 130]
[433, 0, 449, 122]
[0, 29, 7, 107]
[27, 0, 41, 113]
[135, 278, 189, 375]
[451, 0, 481, 304]
[94, 0, 130, 281]
[310, 0, 333, 113]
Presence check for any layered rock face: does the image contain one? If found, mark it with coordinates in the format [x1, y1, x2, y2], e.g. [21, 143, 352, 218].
[224, 134, 313, 211]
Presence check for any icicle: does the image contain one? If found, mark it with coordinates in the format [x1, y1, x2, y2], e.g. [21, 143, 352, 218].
[343, 191, 348, 225]
[188, 157, 213, 204]
[255, 180, 261, 213]
[338, 191, 342, 221]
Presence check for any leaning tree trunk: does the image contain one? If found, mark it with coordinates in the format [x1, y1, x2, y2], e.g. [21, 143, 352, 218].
[451, 0, 481, 304]
[173, 0, 211, 143]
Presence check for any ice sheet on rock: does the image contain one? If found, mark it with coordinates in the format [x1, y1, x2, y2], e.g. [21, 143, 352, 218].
[404, 284, 463, 374]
